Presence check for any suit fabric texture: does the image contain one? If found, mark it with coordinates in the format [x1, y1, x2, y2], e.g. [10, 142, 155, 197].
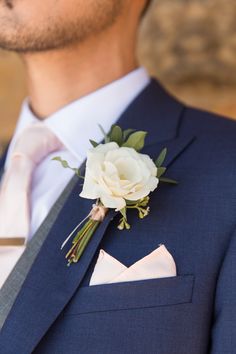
[0, 80, 236, 354]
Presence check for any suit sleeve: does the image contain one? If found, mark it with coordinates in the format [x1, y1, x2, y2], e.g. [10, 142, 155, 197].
[210, 228, 236, 353]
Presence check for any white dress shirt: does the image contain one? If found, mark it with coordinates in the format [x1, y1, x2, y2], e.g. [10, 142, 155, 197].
[5, 67, 150, 241]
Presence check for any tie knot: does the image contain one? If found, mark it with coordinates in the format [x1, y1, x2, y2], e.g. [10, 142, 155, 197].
[11, 124, 62, 166]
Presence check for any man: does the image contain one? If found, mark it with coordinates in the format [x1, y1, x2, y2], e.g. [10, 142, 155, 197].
[0, 0, 235, 353]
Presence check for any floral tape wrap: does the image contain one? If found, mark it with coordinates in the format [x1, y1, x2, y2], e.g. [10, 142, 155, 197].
[90, 204, 108, 222]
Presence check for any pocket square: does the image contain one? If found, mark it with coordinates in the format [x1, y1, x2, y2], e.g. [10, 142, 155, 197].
[90, 245, 177, 286]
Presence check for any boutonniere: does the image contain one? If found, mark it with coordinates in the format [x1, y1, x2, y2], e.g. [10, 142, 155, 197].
[53, 125, 177, 266]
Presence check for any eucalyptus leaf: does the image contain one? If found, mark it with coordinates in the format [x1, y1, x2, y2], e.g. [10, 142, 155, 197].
[159, 177, 178, 185]
[157, 167, 166, 178]
[122, 131, 147, 151]
[109, 125, 123, 145]
[155, 148, 167, 167]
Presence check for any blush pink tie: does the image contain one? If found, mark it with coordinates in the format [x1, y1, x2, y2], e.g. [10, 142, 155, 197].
[0, 123, 63, 245]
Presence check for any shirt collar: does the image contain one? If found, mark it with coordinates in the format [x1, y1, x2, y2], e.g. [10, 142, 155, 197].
[7, 67, 150, 165]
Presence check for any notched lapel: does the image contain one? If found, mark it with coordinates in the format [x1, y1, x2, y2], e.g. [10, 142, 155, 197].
[144, 135, 196, 170]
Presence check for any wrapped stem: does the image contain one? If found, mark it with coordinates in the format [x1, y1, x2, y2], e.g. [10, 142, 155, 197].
[64, 203, 108, 266]
[66, 219, 100, 266]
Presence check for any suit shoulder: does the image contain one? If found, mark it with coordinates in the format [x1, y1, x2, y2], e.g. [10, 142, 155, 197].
[178, 101, 236, 148]
[182, 105, 236, 138]
[180, 105, 236, 172]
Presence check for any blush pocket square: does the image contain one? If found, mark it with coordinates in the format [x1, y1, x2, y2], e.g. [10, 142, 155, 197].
[89, 245, 177, 286]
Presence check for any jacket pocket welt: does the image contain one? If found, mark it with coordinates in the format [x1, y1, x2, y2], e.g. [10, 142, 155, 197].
[64, 275, 195, 315]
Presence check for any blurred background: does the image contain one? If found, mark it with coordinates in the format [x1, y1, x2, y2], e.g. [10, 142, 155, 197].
[1, 0, 236, 149]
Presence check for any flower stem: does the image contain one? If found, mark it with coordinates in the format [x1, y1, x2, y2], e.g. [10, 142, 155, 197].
[66, 219, 100, 265]
[74, 221, 99, 262]
[72, 219, 93, 244]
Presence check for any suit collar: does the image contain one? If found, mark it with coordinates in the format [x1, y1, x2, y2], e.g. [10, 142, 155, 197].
[0, 80, 195, 353]
[117, 79, 185, 145]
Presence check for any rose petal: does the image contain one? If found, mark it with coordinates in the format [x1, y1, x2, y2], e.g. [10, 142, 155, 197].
[115, 157, 142, 183]
[100, 194, 126, 211]
[92, 142, 119, 154]
[140, 154, 158, 176]
[127, 177, 159, 200]
[80, 173, 100, 200]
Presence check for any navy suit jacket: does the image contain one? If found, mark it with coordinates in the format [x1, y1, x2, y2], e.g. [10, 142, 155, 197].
[0, 80, 236, 354]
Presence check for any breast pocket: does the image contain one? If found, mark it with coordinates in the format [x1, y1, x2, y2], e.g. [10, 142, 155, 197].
[64, 275, 194, 315]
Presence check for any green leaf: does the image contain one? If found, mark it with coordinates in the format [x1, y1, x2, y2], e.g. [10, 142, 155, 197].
[156, 167, 166, 178]
[122, 131, 147, 151]
[159, 177, 178, 185]
[99, 124, 109, 143]
[52, 156, 83, 179]
[52, 156, 69, 168]
[109, 125, 123, 145]
[155, 148, 167, 167]
[90, 139, 99, 148]
[123, 128, 135, 141]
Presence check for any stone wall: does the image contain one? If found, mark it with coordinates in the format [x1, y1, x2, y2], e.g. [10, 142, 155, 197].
[139, 0, 236, 84]
[138, 0, 236, 121]
[1, 0, 236, 144]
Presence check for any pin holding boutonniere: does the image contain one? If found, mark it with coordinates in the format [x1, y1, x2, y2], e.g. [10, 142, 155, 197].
[53, 125, 177, 266]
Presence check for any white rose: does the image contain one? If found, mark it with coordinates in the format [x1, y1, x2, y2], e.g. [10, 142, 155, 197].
[80, 142, 159, 211]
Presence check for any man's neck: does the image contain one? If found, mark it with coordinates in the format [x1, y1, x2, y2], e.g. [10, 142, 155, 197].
[21, 26, 138, 119]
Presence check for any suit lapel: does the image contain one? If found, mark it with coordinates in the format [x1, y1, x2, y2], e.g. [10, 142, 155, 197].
[0, 80, 196, 353]
[144, 135, 196, 169]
